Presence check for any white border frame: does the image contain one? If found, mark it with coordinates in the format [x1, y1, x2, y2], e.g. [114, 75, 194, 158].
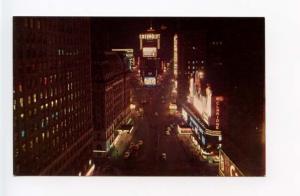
[1, 0, 300, 196]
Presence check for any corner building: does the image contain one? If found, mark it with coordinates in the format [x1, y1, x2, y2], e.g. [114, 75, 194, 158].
[92, 52, 131, 154]
[13, 17, 93, 175]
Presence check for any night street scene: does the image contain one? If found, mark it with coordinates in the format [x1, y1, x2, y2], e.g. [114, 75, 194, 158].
[13, 17, 265, 176]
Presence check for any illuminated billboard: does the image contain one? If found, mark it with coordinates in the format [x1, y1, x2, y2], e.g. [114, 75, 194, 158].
[142, 47, 157, 57]
[188, 70, 212, 125]
[219, 149, 244, 176]
[144, 77, 156, 85]
[139, 32, 160, 49]
[174, 34, 178, 77]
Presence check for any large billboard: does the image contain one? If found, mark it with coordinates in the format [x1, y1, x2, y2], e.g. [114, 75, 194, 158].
[189, 70, 212, 125]
[219, 149, 244, 176]
[142, 47, 157, 57]
[144, 77, 156, 86]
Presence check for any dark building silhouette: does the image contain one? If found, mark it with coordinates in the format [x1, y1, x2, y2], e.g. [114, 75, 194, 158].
[92, 51, 131, 155]
[13, 17, 93, 175]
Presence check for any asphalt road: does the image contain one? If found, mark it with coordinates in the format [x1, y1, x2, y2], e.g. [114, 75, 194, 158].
[94, 70, 218, 176]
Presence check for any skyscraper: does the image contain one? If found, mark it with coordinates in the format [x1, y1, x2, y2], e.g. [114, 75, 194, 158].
[13, 17, 93, 175]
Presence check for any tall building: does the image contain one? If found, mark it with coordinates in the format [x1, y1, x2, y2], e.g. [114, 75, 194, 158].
[92, 52, 131, 155]
[139, 26, 161, 86]
[13, 17, 93, 175]
[111, 48, 135, 70]
[177, 31, 207, 105]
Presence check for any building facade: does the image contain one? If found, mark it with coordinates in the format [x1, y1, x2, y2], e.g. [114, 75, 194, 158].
[13, 17, 93, 175]
[92, 52, 131, 155]
[139, 27, 161, 86]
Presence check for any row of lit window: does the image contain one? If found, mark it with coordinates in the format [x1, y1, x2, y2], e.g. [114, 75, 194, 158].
[15, 102, 89, 121]
[14, 89, 88, 110]
[15, 73, 73, 89]
[17, 117, 89, 142]
[211, 41, 223, 45]
[22, 18, 89, 33]
[187, 60, 204, 64]
[57, 49, 80, 56]
[16, 135, 71, 158]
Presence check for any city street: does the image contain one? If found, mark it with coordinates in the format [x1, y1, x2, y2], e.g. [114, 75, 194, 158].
[94, 70, 218, 176]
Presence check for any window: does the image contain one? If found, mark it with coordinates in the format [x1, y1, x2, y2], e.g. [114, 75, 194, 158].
[33, 94, 37, 103]
[28, 96, 31, 104]
[13, 99, 16, 110]
[21, 130, 25, 138]
[18, 84, 23, 92]
[19, 98, 24, 107]
[44, 77, 47, 85]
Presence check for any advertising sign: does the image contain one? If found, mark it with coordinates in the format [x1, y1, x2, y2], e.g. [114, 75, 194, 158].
[219, 149, 244, 176]
[143, 47, 157, 57]
[144, 77, 156, 85]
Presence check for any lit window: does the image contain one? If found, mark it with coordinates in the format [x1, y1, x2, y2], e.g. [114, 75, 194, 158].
[40, 105, 44, 110]
[21, 130, 25, 138]
[13, 99, 16, 110]
[19, 98, 24, 107]
[45, 103, 48, 108]
[51, 101, 54, 107]
[28, 96, 31, 104]
[33, 94, 37, 103]
[42, 132, 45, 140]
[41, 119, 44, 128]
[44, 77, 48, 85]
[20, 113, 24, 118]
[18, 84, 23, 92]
[22, 144, 26, 152]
